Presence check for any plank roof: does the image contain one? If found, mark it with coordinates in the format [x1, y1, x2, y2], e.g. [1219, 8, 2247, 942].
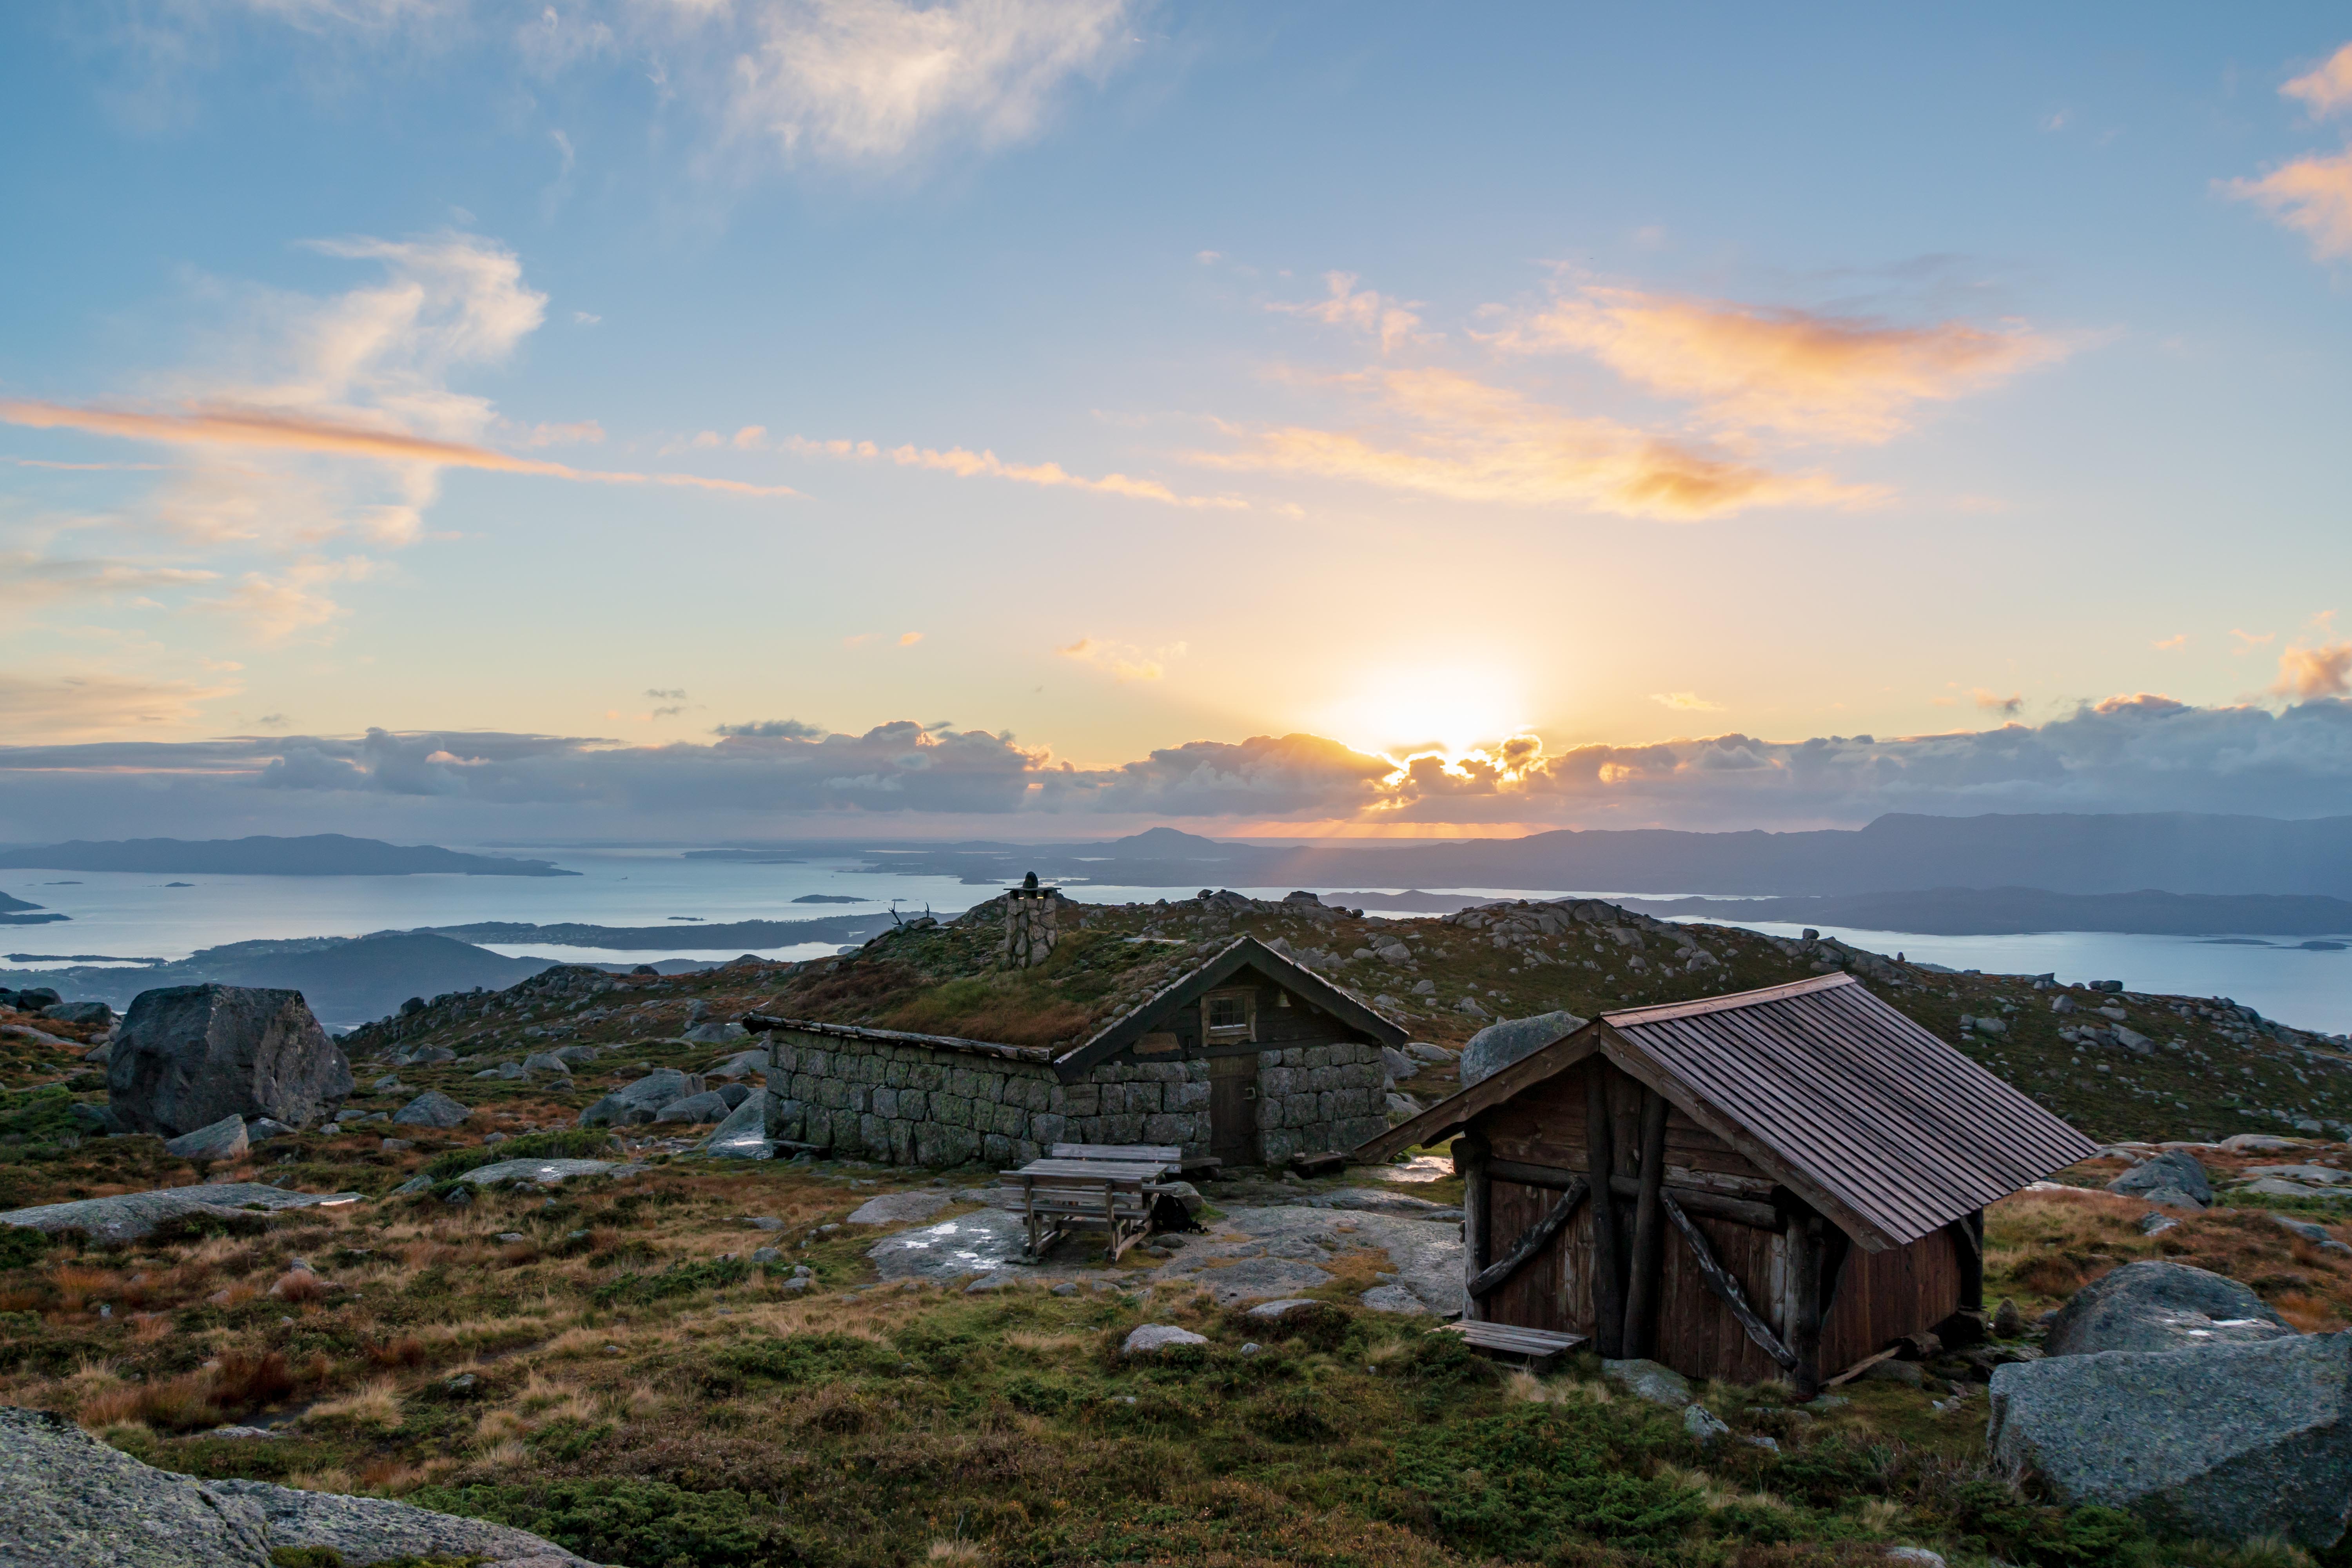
[1357, 973, 2096, 1250]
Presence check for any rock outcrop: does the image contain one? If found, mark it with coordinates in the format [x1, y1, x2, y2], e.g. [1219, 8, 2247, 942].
[2043, 1261, 2289, 1356]
[2105, 1149, 2213, 1209]
[107, 985, 351, 1137]
[0, 1183, 362, 1242]
[390, 1089, 471, 1129]
[1459, 1010, 1585, 1087]
[1987, 1330, 2352, 1546]
[0, 1403, 601, 1566]
[579, 1068, 701, 1127]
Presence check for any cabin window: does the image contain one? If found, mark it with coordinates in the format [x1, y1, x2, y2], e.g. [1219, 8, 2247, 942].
[1205, 989, 1256, 1041]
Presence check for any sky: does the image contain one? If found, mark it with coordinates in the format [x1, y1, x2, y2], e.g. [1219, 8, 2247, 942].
[4, 2, 2352, 844]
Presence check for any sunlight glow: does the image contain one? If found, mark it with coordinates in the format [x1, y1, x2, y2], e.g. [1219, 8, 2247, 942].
[1322, 667, 1532, 763]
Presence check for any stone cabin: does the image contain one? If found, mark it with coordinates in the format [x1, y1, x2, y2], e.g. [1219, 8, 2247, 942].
[741, 884, 1405, 1170]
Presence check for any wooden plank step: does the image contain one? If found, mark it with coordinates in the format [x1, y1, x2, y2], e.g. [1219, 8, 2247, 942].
[1434, 1320, 1587, 1370]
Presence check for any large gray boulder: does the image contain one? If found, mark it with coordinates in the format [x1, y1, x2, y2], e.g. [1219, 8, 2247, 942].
[578, 1067, 699, 1127]
[2106, 1149, 2212, 1207]
[1987, 1330, 2352, 1546]
[162, 1114, 249, 1163]
[0, 1403, 595, 1566]
[652, 1089, 732, 1124]
[0, 1183, 362, 1243]
[2045, 1261, 2289, 1356]
[1460, 1011, 1585, 1087]
[107, 985, 351, 1137]
[390, 1090, 470, 1129]
[705, 1090, 780, 1158]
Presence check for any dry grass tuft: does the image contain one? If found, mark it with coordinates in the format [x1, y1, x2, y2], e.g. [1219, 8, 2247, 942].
[927, 1543, 988, 1564]
[307, 1378, 403, 1431]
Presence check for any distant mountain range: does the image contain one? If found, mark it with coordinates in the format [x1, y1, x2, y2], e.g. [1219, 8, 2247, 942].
[789, 813, 2352, 901]
[1615, 887, 2352, 938]
[0, 834, 576, 877]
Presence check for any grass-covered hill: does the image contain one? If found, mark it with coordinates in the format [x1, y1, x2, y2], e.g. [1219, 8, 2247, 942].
[343, 890, 2352, 1146]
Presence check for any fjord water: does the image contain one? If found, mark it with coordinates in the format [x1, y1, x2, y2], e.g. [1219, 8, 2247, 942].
[4, 851, 2344, 1031]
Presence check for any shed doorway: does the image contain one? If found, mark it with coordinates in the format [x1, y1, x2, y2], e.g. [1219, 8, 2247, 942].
[1209, 1052, 1261, 1167]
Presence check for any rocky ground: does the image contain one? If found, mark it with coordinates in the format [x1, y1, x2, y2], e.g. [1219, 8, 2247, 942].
[5, 894, 2352, 1565]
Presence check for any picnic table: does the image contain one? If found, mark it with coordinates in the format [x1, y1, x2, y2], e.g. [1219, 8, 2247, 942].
[1003, 1143, 1208, 1262]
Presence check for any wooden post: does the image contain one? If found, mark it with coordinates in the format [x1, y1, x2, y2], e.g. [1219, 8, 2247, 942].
[1458, 1130, 1490, 1323]
[1788, 1208, 1823, 1399]
[1619, 1089, 1670, 1359]
[1584, 1063, 1625, 1358]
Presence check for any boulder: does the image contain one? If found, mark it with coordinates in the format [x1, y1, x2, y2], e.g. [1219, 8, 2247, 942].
[390, 1090, 471, 1129]
[2272, 1213, 2352, 1256]
[1359, 1284, 1430, 1314]
[9, 987, 63, 1011]
[162, 1114, 250, 1163]
[1403, 1042, 1456, 1064]
[0, 1184, 362, 1243]
[578, 1068, 699, 1127]
[681, 1021, 748, 1045]
[457, 1158, 613, 1187]
[2044, 1261, 2289, 1356]
[1380, 1045, 1420, 1081]
[1122, 1324, 1208, 1356]
[2105, 1149, 2211, 1206]
[1683, 1403, 1731, 1444]
[705, 1091, 780, 1158]
[652, 1089, 733, 1124]
[0, 1403, 596, 1567]
[1987, 1330, 2352, 1546]
[1460, 1011, 1586, 1087]
[716, 1082, 751, 1109]
[550, 1045, 599, 1066]
[43, 1001, 114, 1025]
[107, 985, 351, 1137]
[520, 1052, 573, 1076]
[1601, 1358, 1693, 1407]
[704, 1049, 768, 1080]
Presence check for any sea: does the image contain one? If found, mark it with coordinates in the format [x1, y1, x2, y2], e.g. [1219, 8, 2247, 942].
[5, 848, 2346, 1033]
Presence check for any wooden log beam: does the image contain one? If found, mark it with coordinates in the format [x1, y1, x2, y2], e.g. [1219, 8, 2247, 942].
[1602, 1174, 1780, 1229]
[1788, 1209, 1823, 1399]
[1662, 1193, 1800, 1375]
[1459, 1131, 1491, 1325]
[1467, 1178, 1589, 1300]
[1586, 1067, 1626, 1358]
[1619, 1091, 1670, 1359]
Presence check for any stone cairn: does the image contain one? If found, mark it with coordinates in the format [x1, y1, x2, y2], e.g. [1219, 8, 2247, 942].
[1003, 872, 1063, 969]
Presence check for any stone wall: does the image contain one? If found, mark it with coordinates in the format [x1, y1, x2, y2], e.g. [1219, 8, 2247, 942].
[762, 1029, 1387, 1168]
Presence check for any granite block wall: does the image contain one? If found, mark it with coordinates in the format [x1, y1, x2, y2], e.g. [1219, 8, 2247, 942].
[763, 1031, 1388, 1167]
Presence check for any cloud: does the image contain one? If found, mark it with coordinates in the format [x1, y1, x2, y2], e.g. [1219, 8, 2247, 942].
[1197, 367, 1883, 521]
[1270, 272, 1426, 354]
[1485, 284, 2070, 443]
[0, 401, 798, 499]
[516, 419, 605, 446]
[898, 632, 924, 646]
[2153, 633, 2188, 650]
[11, 693, 2352, 835]
[3, 554, 221, 604]
[0, 670, 241, 741]
[1060, 636, 1183, 682]
[1650, 691, 1723, 712]
[783, 433, 1244, 508]
[713, 718, 824, 739]
[193, 555, 381, 643]
[2278, 641, 2352, 700]
[2225, 149, 2352, 262]
[2234, 628, 2278, 655]
[1972, 688, 2024, 716]
[2284, 43, 2352, 118]
[712, 0, 1135, 167]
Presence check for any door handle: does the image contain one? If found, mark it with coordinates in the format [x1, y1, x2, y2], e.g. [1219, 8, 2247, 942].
[1242, 1086, 1257, 1100]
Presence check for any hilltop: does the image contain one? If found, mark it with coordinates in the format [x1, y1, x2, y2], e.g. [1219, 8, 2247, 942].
[345, 890, 2352, 1146]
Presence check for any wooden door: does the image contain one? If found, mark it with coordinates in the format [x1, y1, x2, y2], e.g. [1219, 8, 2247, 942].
[1209, 1053, 1261, 1167]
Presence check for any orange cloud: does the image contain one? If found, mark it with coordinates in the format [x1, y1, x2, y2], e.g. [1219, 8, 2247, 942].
[0, 400, 798, 499]
[784, 432, 1244, 508]
[0, 670, 240, 740]
[1197, 367, 1881, 521]
[1060, 635, 1183, 682]
[2284, 43, 2352, 118]
[1487, 285, 2068, 443]
[2224, 149, 2352, 261]
[1649, 691, 1722, 711]
[1269, 272, 1425, 354]
[2278, 640, 2352, 700]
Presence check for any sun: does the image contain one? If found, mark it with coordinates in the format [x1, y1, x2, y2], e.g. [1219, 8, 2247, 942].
[1321, 667, 1531, 762]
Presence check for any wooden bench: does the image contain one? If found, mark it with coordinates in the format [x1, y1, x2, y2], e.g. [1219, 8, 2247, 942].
[1432, 1320, 1587, 1372]
[1003, 1158, 1165, 1262]
[1050, 1142, 1181, 1175]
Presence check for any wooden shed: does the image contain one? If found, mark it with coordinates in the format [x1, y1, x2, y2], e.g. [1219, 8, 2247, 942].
[1355, 973, 2095, 1393]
